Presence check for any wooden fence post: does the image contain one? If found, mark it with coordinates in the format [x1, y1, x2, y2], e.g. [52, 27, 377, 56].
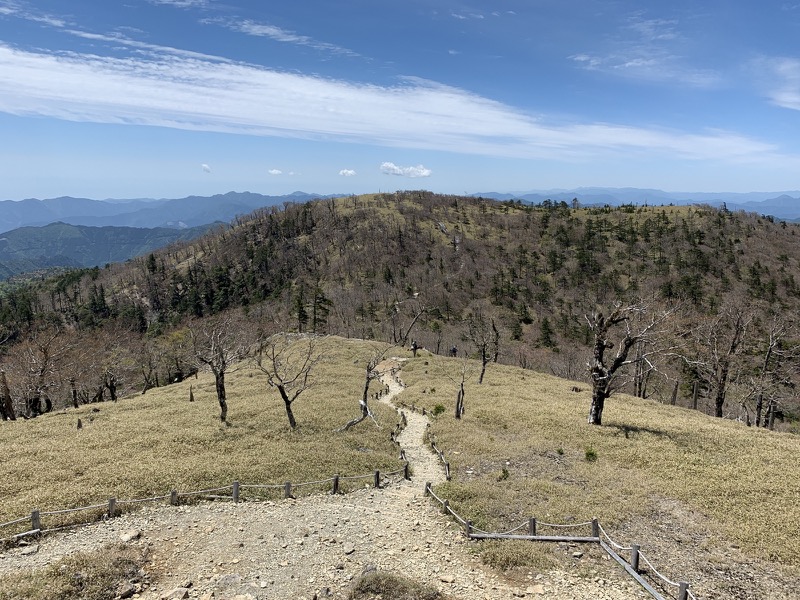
[591, 518, 599, 538]
[424, 482, 431, 496]
[442, 499, 449, 515]
[528, 517, 536, 537]
[284, 481, 293, 499]
[31, 510, 40, 531]
[465, 520, 472, 538]
[108, 498, 117, 519]
[374, 470, 381, 488]
[232, 481, 240, 504]
[444, 462, 451, 480]
[631, 544, 640, 573]
[332, 475, 340, 495]
[404, 462, 410, 480]
[678, 582, 689, 600]
[170, 490, 178, 506]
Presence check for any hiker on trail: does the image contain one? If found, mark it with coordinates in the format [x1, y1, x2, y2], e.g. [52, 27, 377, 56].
[450, 346, 457, 357]
[411, 340, 418, 357]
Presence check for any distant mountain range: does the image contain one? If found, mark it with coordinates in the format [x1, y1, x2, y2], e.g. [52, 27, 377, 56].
[0, 191, 338, 235]
[472, 187, 800, 220]
[3, 187, 800, 280]
[0, 222, 218, 280]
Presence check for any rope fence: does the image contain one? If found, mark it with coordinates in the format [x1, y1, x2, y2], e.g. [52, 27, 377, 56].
[0, 461, 410, 547]
[396, 399, 697, 600]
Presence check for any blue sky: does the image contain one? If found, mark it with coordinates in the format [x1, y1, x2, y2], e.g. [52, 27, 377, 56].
[2, 0, 800, 200]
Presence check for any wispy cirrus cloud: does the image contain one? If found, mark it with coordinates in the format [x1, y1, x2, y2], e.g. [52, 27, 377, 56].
[0, 43, 787, 166]
[753, 56, 800, 111]
[571, 13, 720, 88]
[148, 0, 211, 8]
[0, 0, 66, 27]
[210, 18, 359, 57]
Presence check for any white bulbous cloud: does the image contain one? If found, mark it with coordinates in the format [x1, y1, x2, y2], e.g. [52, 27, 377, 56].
[268, 169, 283, 175]
[339, 169, 356, 176]
[380, 162, 432, 178]
[201, 163, 212, 173]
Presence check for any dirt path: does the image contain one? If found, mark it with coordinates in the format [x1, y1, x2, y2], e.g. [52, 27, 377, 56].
[0, 360, 644, 600]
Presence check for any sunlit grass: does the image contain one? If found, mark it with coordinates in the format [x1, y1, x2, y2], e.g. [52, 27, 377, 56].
[0, 337, 402, 533]
[399, 352, 800, 568]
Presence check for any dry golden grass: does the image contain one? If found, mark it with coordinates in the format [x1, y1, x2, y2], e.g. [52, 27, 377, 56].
[399, 352, 800, 569]
[0, 337, 402, 535]
[0, 543, 147, 600]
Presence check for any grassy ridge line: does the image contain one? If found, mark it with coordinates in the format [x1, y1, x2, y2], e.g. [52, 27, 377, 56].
[0, 337, 404, 530]
[396, 353, 800, 568]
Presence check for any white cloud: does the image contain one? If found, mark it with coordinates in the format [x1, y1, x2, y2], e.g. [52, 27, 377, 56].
[571, 14, 720, 88]
[339, 169, 357, 176]
[213, 19, 359, 57]
[0, 43, 787, 165]
[754, 57, 800, 111]
[381, 162, 432, 178]
[201, 163, 211, 173]
[268, 169, 283, 175]
[149, 0, 209, 7]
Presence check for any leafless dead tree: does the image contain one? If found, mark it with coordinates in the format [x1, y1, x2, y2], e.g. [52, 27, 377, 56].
[254, 333, 323, 429]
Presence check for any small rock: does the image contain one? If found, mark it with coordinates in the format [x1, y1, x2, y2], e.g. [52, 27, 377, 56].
[342, 542, 355, 555]
[572, 551, 584, 559]
[20, 545, 39, 556]
[120, 529, 142, 543]
[439, 574, 455, 584]
[118, 582, 137, 599]
[163, 588, 189, 600]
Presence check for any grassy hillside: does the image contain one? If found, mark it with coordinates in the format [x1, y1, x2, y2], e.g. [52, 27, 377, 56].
[0, 337, 403, 532]
[398, 350, 800, 598]
[1, 338, 797, 598]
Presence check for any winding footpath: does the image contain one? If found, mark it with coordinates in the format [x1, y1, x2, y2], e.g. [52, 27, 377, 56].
[0, 359, 644, 599]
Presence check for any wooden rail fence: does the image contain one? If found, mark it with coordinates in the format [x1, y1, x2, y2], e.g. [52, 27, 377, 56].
[0, 464, 411, 546]
[397, 398, 698, 600]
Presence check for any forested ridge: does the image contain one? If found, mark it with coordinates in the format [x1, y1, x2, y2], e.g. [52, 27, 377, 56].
[1, 191, 798, 430]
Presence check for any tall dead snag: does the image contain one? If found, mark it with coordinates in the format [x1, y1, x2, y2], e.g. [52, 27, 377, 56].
[190, 317, 248, 423]
[339, 348, 388, 431]
[254, 334, 322, 429]
[586, 302, 673, 425]
[449, 357, 473, 419]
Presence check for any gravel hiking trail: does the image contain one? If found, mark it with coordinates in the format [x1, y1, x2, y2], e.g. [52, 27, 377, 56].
[0, 359, 643, 599]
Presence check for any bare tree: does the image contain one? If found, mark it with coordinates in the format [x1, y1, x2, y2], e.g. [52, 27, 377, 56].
[681, 305, 752, 418]
[447, 356, 474, 419]
[465, 308, 500, 384]
[339, 347, 389, 431]
[742, 315, 798, 428]
[190, 317, 249, 423]
[586, 301, 673, 425]
[254, 334, 322, 429]
[390, 296, 427, 347]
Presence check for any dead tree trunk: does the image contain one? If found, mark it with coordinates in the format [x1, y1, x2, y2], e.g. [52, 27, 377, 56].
[454, 381, 465, 419]
[1, 371, 14, 421]
[214, 370, 227, 423]
[277, 385, 297, 429]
